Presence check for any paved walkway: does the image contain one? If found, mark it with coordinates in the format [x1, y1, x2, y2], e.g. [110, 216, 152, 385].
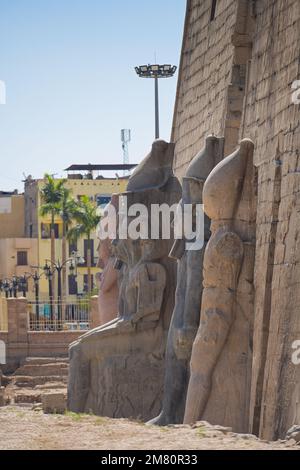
[0, 406, 298, 450]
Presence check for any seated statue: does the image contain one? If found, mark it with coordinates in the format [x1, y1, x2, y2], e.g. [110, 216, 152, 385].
[183, 138, 256, 433]
[149, 135, 224, 425]
[67, 140, 181, 420]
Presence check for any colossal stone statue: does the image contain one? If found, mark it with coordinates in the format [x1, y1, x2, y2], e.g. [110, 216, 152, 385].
[184, 138, 256, 433]
[150, 135, 224, 426]
[68, 140, 181, 420]
[95, 195, 119, 326]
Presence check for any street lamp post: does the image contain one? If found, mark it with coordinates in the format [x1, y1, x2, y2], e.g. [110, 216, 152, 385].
[43, 263, 54, 324]
[154, 76, 159, 139]
[0, 279, 10, 298]
[0, 277, 25, 298]
[43, 255, 81, 329]
[18, 275, 28, 297]
[25, 270, 44, 323]
[135, 64, 177, 139]
[11, 276, 18, 298]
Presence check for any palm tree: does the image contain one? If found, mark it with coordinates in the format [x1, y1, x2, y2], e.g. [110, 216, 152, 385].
[59, 187, 78, 299]
[67, 195, 101, 296]
[40, 174, 66, 285]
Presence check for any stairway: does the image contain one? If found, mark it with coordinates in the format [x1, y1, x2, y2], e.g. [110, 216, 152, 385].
[5, 357, 69, 405]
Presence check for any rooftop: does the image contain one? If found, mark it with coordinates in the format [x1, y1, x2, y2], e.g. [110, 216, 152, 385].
[0, 190, 19, 196]
[64, 164, 137, 171]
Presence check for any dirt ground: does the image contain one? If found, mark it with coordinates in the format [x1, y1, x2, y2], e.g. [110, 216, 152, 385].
[0, 405, 299, 450]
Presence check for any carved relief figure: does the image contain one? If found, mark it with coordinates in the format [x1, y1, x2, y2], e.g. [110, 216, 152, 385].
[184, 138, 256, 433]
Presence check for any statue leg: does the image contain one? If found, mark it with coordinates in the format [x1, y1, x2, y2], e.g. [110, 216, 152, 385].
[149, 328, 189, 425]
[183, 288, 235, 424]
[149, 250, 202, 425]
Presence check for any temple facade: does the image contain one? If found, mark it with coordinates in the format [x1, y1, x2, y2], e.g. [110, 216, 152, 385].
[172, 0, 300, 440]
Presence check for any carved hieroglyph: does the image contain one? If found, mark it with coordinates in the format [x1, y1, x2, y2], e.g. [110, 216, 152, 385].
[67, 140, 181, 420]
[184, 139, 257, 433]
[149, 135, 224, 425]
[95, 195, 119, 326]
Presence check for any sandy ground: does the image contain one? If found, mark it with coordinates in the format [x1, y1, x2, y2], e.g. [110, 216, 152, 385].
[0, 405, 299, 450]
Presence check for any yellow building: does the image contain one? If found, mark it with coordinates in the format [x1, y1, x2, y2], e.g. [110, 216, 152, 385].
[0, 191, 38, 298]
[0, 238, 38, 281]
[0, 191, 25, 238]
[24, 165, 133, 301]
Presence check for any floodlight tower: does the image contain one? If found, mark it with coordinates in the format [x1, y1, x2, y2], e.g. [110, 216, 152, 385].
[135, 64, 177, 139]
[121, 129, 131, 175]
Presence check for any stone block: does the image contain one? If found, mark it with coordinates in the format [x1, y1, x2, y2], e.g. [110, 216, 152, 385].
[42, 392, 67, 414]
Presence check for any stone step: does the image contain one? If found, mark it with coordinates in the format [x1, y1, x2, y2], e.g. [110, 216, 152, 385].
[4, 356, 69, 406]
[35, 383, 66, 390]
[14, 387, 67, 405]
[22, 357, 69, 366]
[14, 363, 69, 377]
[11, 375, 68, 388]
[14, 390, 42, 404]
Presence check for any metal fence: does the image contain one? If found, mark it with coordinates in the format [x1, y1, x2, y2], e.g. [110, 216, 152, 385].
[27, 300, 90, 331]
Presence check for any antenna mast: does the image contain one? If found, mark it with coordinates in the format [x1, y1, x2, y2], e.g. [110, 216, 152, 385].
[121, 129, 131, 175]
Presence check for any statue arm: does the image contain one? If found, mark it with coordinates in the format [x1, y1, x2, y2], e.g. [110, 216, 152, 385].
[131, 263, 166, 324]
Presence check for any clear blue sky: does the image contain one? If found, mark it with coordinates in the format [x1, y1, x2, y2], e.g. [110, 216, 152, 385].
[0, 0, 186, 192]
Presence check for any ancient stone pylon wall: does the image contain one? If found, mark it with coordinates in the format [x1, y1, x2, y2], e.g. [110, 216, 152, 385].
[242, 0, 300, 440]
[173, 0, 300, 440]
[172, 0, 253, 178]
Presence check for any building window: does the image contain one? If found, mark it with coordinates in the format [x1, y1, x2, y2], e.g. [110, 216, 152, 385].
[41, 223, 59, 239]
[17, 251, 28, 266]
[69, 240, 78, 256]
[68, 275, 78, 295]
[83, 274, 94, 293]
[210, 0, 217, 21]
[84, 239, 95, 267]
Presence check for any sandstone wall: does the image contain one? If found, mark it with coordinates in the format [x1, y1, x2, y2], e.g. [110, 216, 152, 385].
[172, 0, 300, 439]
[242, 0, 300, 440]
[172, 0, 253, 178]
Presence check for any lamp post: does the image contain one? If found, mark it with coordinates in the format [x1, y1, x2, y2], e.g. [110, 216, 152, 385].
[18, 275, 28, 297]
[135, 64, 177, 139]
[43, 254, 83, 329]
[11, 276, 19, 298]
[43, 263, 54, 324]
[0, 277, 22, 298]
[0, 279, 10, 298]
